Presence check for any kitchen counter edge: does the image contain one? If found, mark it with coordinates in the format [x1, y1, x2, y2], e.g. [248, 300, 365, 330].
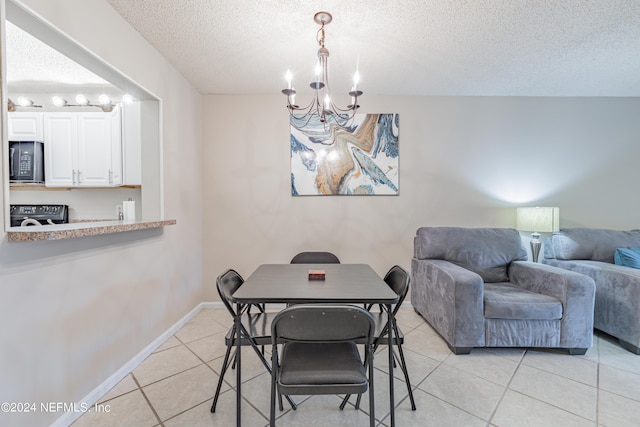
[6, 219, 177, 242]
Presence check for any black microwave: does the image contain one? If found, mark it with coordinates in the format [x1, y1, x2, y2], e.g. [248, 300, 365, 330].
[9, 141, 45, 183]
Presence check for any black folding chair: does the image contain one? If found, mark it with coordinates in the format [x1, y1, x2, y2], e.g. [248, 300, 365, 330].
[210, 269, 296, 412]
[270, 304, 376, 427]
[290, 251, 340, 264]
[341, 265, 417, 411]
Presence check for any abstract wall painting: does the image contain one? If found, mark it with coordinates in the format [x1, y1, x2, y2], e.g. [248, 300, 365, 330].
[290, 113, 399, 196]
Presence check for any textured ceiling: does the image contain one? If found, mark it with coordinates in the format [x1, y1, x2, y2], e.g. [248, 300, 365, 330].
[6, 1, 640, 98]
[6, 21, 124, 98]
[7, 22, 107, 89]
[104, 0, 640, 97]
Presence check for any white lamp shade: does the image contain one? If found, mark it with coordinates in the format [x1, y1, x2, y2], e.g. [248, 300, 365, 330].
[516, 207, 560, 233]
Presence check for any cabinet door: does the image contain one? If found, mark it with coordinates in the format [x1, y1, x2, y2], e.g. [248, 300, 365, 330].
[44, 114, 77, 187]
[8, 112, 44, 141]
[77, 114, 112, 186]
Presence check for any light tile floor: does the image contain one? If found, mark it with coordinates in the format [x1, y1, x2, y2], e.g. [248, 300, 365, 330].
[72, 306, 640, 426]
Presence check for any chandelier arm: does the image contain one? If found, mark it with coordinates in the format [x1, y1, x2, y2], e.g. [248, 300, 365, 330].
[288, 96, 316, 112]
[288, 98, 321, 122]
[328, 99, 358, 113]
[289, 106, 322, 130]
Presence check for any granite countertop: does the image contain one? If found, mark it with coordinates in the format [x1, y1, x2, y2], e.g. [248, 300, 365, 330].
[6, 219, 177, 242]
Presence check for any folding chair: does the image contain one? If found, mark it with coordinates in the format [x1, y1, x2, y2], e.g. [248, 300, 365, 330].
[210, 269, 295, 412]
[270, 304, 376, 427]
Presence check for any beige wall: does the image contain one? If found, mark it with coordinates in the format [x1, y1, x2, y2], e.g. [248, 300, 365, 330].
[0, 1, 203, 426]
[202, 94, 640, 297]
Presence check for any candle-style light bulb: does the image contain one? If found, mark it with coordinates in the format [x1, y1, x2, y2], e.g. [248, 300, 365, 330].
[285, 69, 292, 89]
[353, 71, 360, 91]
[324, 94, 331, 109]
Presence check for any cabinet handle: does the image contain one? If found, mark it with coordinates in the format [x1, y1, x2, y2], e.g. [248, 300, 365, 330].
[77, 170, 82, 184]
[109, 169, 113, 184]
[72, 170, 77, 185]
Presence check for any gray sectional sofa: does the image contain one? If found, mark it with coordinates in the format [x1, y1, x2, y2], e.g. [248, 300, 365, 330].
[543, 228, 640, 354]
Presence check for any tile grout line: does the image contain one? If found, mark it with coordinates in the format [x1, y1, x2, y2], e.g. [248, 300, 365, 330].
[486, 348, 527, 425]
[146, 338, 224, 425]
[412, 352, 495, 424]
[496, 348, 600, 424]
[174, 328, 278, 425]
[131, 372, 164, 427]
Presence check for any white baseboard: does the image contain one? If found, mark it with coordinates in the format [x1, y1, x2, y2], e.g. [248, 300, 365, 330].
[51, 301, 223, 427]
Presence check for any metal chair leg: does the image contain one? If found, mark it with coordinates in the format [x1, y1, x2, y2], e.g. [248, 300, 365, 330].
[392, 323, 416, 410]
[339, 394, 350, 410]
[211, 342, 236, 412]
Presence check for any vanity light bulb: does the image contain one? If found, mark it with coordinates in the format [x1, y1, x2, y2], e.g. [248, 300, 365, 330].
[122, 94, 134, 103]
[17, 96, 32, 107]
[98, 94, 111, 105]
[52, 96, 67, 107]
[76, 94, 90, 105]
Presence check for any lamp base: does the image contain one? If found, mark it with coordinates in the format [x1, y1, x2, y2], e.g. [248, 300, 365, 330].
[530, 232, 541, 263]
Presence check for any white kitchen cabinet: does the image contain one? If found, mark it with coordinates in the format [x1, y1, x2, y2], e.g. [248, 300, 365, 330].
[8, 112, 44, 141]
[44, 107, 123, 187]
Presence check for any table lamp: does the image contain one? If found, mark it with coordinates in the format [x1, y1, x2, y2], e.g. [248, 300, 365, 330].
[516, 207, 560, 262]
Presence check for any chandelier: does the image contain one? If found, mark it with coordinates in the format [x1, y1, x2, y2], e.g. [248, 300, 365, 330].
[282, 12, 363, 128]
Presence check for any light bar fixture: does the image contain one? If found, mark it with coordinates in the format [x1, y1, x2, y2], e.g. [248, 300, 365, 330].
[51, 94, 115, 112]
[7, 94, 133, 112]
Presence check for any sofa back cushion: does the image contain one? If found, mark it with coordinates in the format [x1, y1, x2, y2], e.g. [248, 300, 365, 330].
[547, 228, 640, 262]
[414, 227, 527, 282]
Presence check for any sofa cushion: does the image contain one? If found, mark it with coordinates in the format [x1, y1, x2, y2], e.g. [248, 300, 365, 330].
[548, 228, 640, 262]
[614, 246, 640, 269]
[484, 283, 563, 320]
[414, 227, 527, 283]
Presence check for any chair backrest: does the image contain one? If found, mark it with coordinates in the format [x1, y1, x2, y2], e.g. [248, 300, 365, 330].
[216, 269, 244, 316]
[272, 305, 375, 344]
[384, 265, 410, 311]
[413, 227, 526, 283]
[290, 251, 340, 264]
[545, 228, 640, 262]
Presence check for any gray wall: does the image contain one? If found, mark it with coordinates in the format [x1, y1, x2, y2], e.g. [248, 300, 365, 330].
[202, 95, 640, 294]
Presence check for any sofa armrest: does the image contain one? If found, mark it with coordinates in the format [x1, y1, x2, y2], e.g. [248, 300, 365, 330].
[411, 258, 485, 348]
[509, 261, 595, 348]
[543, 258, 640, 350]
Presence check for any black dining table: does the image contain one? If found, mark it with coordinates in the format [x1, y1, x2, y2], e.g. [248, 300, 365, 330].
[231, 263, 400, 426]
